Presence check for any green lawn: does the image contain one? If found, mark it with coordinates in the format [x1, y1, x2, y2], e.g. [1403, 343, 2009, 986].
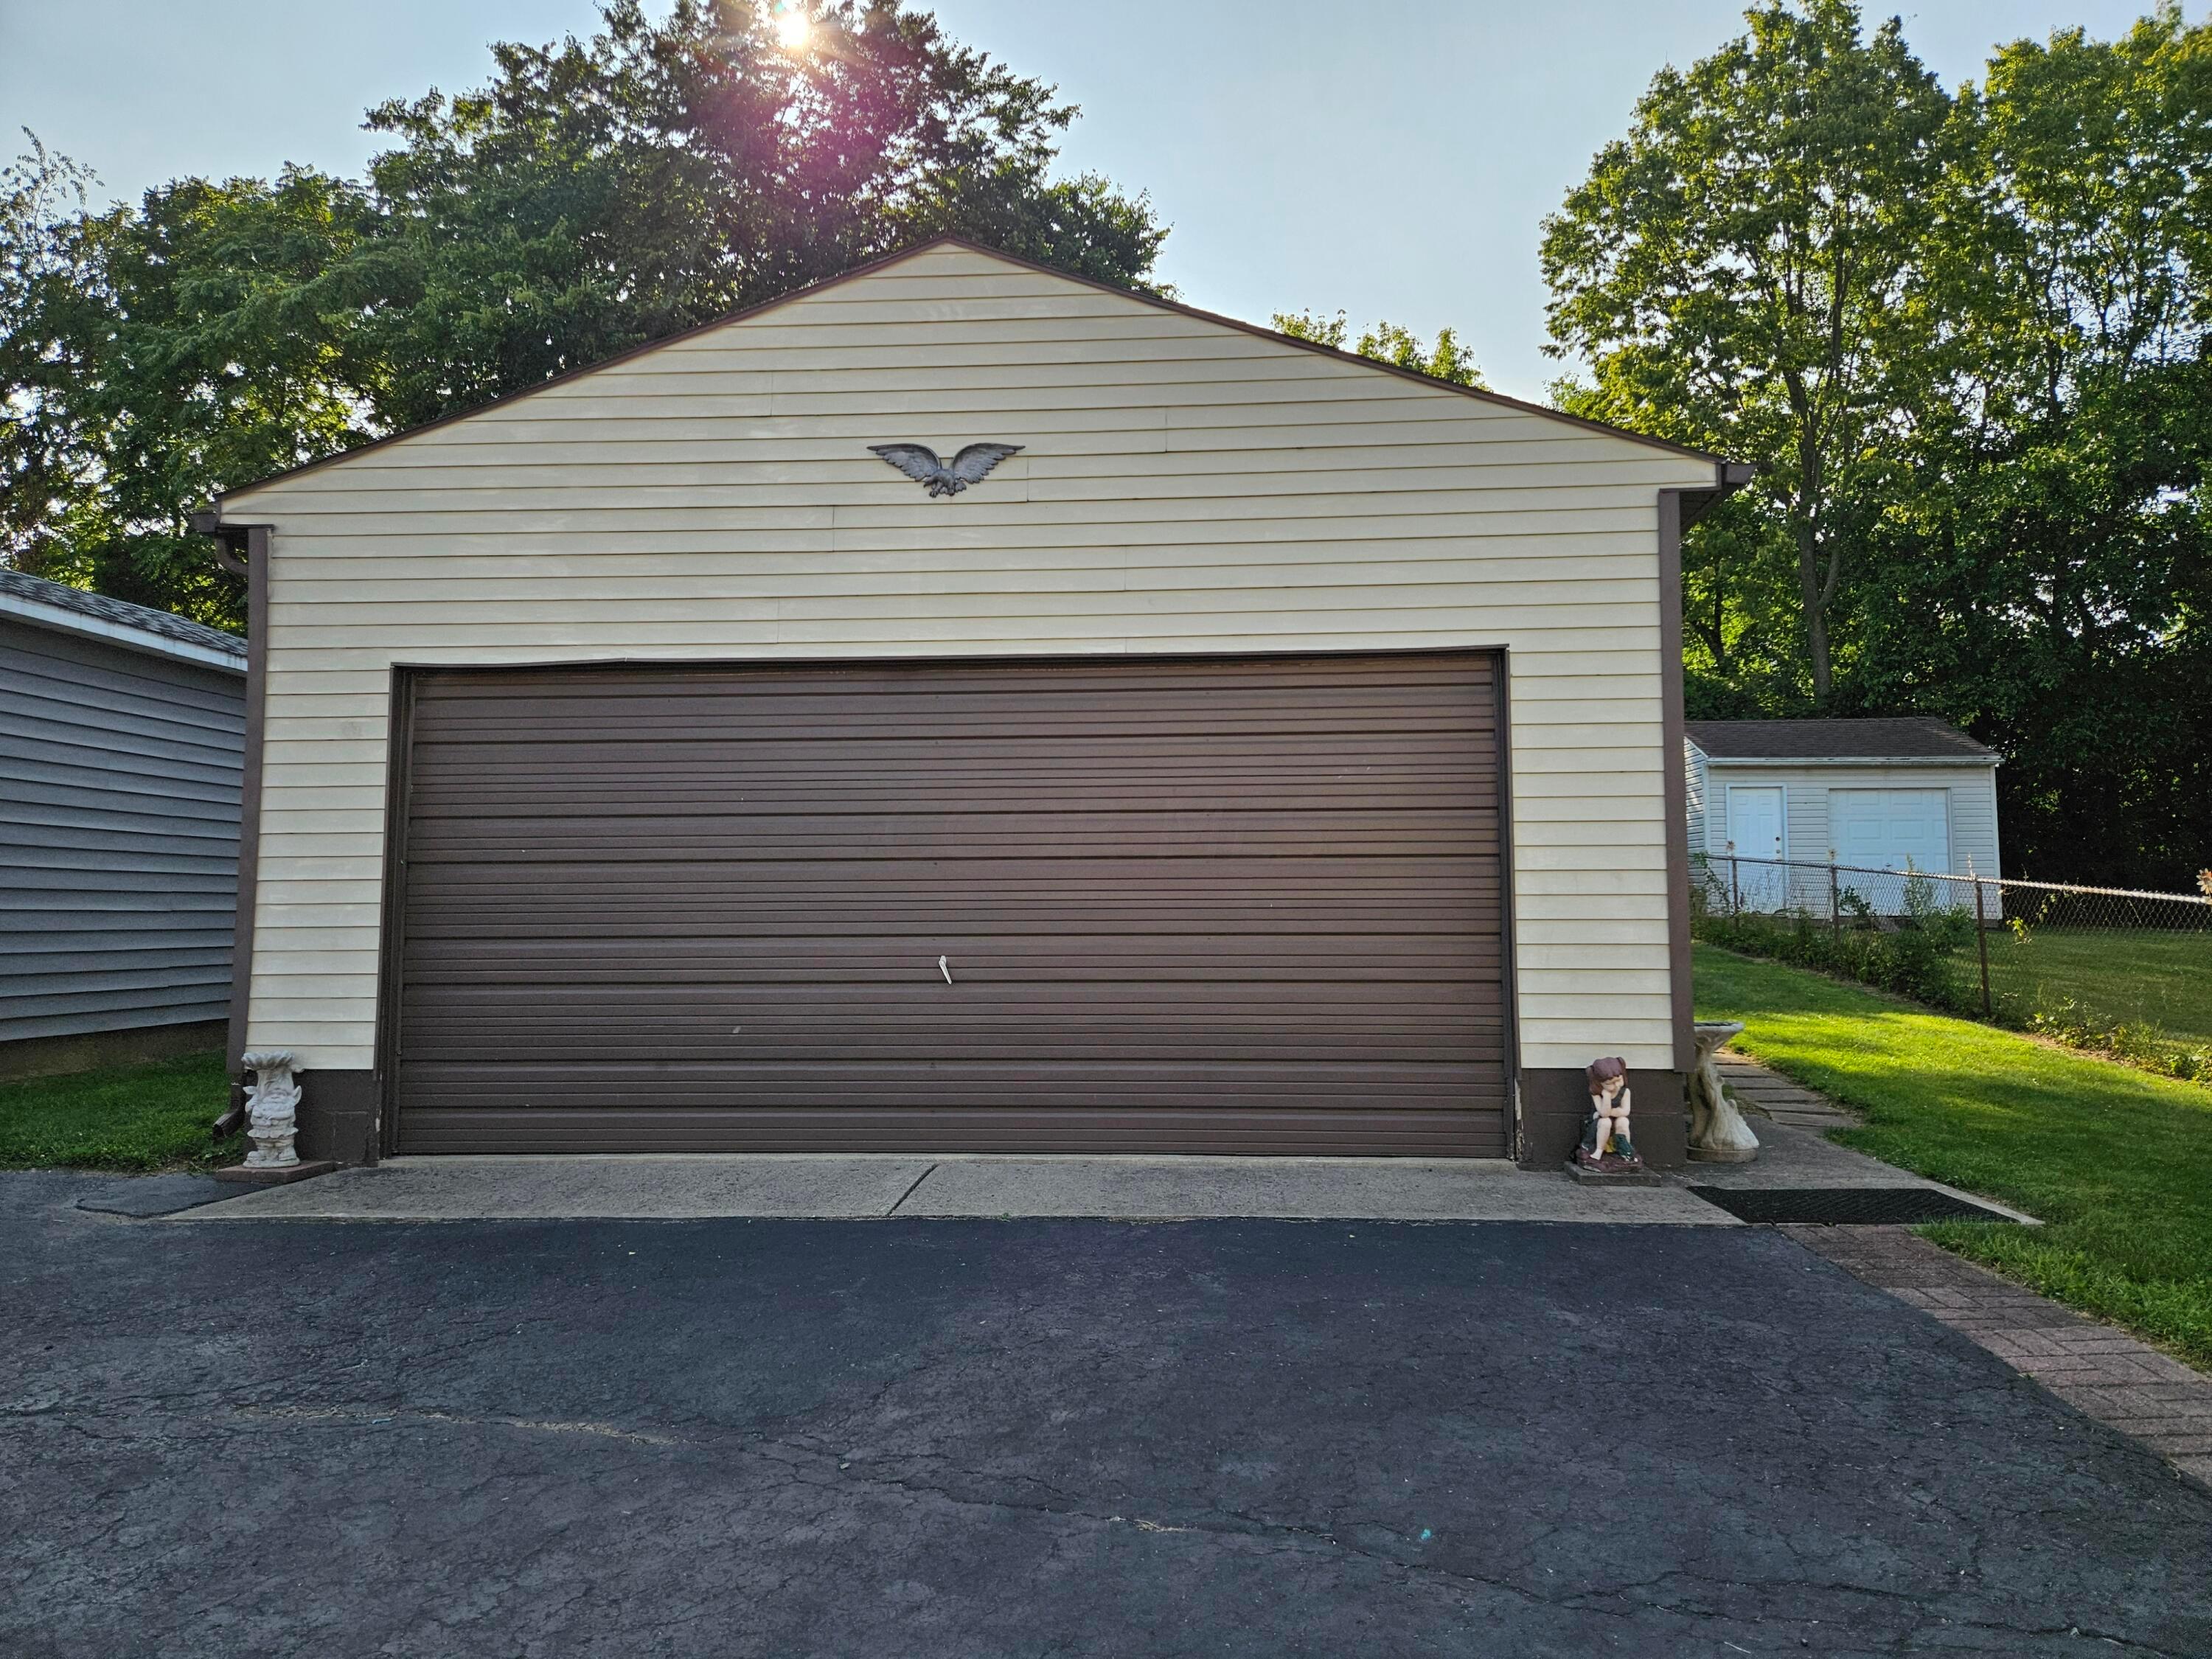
[1987, 926, 2212, 1045]
[0, 1050, 236, 1172]
[1694, 942, 2212, 1370]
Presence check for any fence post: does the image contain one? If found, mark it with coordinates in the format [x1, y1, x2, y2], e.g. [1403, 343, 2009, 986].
[1728, 849, 1740, 915]
[1829, 856, 1840, 943]
[1972, 873, 1992, 1016]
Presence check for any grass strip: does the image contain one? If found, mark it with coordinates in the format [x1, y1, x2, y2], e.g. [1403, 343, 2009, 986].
[0, 1050, 236, 1172]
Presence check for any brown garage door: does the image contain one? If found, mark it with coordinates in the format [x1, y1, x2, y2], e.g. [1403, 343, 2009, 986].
[390, 653, 1509, 1155]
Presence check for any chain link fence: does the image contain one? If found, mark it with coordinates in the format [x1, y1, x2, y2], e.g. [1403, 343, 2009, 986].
[1692, 852, 2212, 1079]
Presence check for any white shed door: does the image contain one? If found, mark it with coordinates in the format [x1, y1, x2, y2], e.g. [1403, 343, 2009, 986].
[1832, 789, 1951, 875]
[1725, 786, 1787, 910]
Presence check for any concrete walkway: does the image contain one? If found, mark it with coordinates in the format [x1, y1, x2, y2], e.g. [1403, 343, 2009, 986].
[172, 1121, 2015, 1227]
[1698, 1053, 2039, 1221]
[167, 1054, 2020, 1225]
[1718, 1051, 1860, 1130]
[1688, 1117, 2042, 1221]
[175, 1152, 1742, 1224]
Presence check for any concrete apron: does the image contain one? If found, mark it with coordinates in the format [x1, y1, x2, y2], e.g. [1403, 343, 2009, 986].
[1691, 1119, 2041, 1224]
[170, 1122, 2026, 1225]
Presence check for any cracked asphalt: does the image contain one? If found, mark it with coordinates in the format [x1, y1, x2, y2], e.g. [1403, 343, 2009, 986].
[5, 1170, 2209, 1657]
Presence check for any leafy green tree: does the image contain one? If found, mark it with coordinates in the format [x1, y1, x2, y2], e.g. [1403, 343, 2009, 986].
[1540, 0, 1953, 702]
[2, 146, 369, 624]
[1272, 307, 1484, 386]
[1, 0, 1165, 622]
[352, 0, 1163, 427]
[72, 172, 369, 622]
[1, 135, 97, 581]
[1851, 7, 2212, 883]
[1546, 0, 2212, 883]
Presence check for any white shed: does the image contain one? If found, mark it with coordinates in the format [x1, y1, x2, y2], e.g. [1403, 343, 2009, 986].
[1685, 719, 2003, 908]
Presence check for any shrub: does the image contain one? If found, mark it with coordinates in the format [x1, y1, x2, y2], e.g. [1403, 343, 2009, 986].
[2015, 997, 2212, 1085]
[1691, 906, 1975, 1014]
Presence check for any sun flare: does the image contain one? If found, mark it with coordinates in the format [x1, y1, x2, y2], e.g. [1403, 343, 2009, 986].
[772, 5, 811, 49]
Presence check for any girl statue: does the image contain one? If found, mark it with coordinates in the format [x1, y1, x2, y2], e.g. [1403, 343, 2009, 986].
[1576, 1056, 1640, 1170]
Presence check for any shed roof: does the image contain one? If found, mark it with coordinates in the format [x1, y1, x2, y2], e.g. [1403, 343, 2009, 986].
[1686, 717, 1994, 762]
[0, 568, 246, 669]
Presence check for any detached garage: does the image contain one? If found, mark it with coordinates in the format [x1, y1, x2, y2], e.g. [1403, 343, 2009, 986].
[204, 240, 1744, 1169]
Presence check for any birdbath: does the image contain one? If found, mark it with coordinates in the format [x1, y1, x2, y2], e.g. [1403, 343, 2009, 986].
[1686, 1020, 1759, 1163]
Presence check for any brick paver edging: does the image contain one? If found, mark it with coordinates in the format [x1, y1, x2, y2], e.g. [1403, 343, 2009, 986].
[1792, 1225, 2212, 1491]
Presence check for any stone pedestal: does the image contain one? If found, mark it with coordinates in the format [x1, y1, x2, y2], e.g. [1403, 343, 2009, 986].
[211, 1160, 338, 1186]
[1687, 1020, 1760, 1163]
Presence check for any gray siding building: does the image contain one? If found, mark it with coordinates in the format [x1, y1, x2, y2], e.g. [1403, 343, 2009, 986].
[1, 571, 247, 1077]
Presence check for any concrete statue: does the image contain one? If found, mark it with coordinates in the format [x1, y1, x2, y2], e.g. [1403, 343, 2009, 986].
[1573, 1056, 1642, 1175]
[867, 442, 1023, 497]
[1686, 1021, 1760, 1163]
[240, 1051, 302, 1169]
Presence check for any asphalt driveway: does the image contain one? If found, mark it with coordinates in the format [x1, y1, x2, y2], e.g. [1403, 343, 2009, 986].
[4, 1171, 2208, 1657]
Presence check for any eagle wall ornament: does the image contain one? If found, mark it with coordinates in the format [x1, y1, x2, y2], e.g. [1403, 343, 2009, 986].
[868, 442, 1024, 497]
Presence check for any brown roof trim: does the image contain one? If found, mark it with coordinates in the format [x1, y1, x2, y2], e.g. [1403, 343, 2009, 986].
[1657, 490, 1695, 1075]
[216, 236, 1736, 507]
[1655, 462, 1751, 1074]
[226, 525, 271, 1081]
[930, 240, 1733, 467]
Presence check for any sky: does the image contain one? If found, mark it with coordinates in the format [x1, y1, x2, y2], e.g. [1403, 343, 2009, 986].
[0, 0, 2193, 399]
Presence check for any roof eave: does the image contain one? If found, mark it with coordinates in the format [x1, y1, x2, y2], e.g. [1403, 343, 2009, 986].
[1698, 753, 2001, 768]
[0, 587, 247, 673]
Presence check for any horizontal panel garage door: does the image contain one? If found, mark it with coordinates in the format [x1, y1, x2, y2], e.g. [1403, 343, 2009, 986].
[1832, 788, 1952, 890]
[391, 653, 1509, 1155]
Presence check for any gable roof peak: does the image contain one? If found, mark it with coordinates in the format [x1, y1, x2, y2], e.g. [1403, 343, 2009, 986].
[219, 234, 1736, 507]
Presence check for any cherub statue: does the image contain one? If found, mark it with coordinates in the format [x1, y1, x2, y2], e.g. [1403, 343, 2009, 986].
[1576, 1056, 1640, 1170]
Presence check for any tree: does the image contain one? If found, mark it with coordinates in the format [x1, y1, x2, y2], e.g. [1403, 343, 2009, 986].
[69, 173, 372, 622]
[1545, 0, 2212, 884]
[1849, 7, 2212, 883]
[0, 0, 1166, 622]
[1540, 0, 1953, 702]
[350, 0, 1164, 428]
[0, 134, 97, 580]
[1272, 307, 1485, 386]
[2, 145, 371, 622]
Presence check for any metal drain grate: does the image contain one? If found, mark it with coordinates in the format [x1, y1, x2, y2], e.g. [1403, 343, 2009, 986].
[1690, 1186, 2014, 1225]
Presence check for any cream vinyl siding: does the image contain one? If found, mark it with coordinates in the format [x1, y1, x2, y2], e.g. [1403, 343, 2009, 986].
[226, 243, 1719, 1072]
